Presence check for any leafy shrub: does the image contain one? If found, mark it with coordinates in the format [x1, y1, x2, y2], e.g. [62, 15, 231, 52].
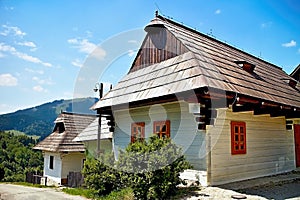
[117, 135, 192, 199]
[82, 153, 124, 196]
[82, 135, 191, 199]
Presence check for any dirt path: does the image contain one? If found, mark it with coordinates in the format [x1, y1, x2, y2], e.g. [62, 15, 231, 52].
[0, 183, 87, 200]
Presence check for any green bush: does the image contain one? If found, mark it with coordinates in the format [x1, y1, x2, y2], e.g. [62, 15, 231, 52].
[117, 135, 191, 199]
[82, 135, 191, 199]
[82, 153, 124, 196]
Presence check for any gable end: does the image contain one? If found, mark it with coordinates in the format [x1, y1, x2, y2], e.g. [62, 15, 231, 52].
[129, 24, 189, 73]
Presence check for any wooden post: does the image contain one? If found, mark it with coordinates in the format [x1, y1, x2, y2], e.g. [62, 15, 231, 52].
[97, 83, 103, 157]
[97, 113, 101, 157]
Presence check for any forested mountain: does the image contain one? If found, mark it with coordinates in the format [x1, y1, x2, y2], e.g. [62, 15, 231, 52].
[0, 98, 97, 140]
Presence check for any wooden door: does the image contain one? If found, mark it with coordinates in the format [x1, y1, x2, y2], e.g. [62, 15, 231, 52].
[294, 125, 300, 167]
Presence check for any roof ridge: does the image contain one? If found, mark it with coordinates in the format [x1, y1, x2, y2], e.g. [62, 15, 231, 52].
[156, 14, 283, 71]
[290, 64, 300, 76]
[61, 111, 97, 117]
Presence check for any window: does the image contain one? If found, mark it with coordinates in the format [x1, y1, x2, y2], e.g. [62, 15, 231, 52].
[153, 120, 170, 139]
[53, 122, 65, 133]
[231, 121, 246, 155]
[49, 155, 54, 169]
[131, 122, 145, 143]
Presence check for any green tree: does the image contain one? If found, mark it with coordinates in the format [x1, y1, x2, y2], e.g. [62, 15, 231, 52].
[0, 131, 43, 182]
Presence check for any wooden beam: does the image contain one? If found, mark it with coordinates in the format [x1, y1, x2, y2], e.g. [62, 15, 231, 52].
[254, 107, 272, 115]
[261, 101, 279, 108]
[237, 96, 260, 105]
[232, 104, 253, 112]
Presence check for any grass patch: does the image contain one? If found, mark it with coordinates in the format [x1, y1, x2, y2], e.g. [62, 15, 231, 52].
[5, 130, 40, 140]
[98, 188, 134, 200]
[62, 187, 134, 200]
[62, 187, 96, 199]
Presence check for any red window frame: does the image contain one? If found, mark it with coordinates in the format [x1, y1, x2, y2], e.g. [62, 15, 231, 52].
[153, 120, 170, 139]
[231, 121, 246, 155]
[131, 122, 145, 143]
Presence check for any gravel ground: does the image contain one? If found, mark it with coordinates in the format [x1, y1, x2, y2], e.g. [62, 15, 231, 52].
[181, 180, 300, 200]
[181, 170, 300, 200]
[239, 179, 300, 200]
[0, 184, 87, 200]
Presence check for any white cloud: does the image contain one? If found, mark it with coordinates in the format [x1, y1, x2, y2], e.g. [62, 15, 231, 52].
[0, 43, 52, 67]
[25, 68, 44, 74]
[63, 91, 73, 99]
[1, 25, 26, 37]
[0, 73, 18, 86]
[85, 30, 93, 38]
[0, 52, 5, 58]
[33, 85, 47, 92]
[17, 41, 36, 48]
[71, 58, 83, 68]
[0, 104, 16, 115]
[32, 76, 54, 85]
[91, 47, 107, 60]
[0, 43, 15, 52]
[4, 6, 14, 11]
[128, 49, 136, 57]
[128, 40, 138, 44]
[282, 40, 296, 47]
[215, 9, 221, 14]
[68, 38, 106, 59]
[67, 38, 95, 54]
[0, 29, 9, 36]
[261, 21, 272, 29]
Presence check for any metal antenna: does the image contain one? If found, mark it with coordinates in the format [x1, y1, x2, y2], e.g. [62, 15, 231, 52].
[155, 2, 163, 16]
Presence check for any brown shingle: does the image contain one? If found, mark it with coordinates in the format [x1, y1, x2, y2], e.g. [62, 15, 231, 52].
[92, 16, 300, 110]
[33, 112, 96, 152]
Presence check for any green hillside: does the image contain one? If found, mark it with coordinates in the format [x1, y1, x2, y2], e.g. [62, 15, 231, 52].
[0, 98, 97, 140]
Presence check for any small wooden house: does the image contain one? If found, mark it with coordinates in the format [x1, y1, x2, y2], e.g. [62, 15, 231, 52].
[91, 14, 300, 186]
[33, 112, 96, 186]
[73, 117, 113, 157]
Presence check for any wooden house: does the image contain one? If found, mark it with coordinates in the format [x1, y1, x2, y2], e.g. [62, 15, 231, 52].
[33, 112, 96, 186]
[91, 14, 300, 186]
[73, 117, 113, 157]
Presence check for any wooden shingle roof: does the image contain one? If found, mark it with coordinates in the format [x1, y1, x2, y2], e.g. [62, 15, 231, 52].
[33, 112, 96, 152]
[92, 15, 300, 110]
[73, 117, 113, 142]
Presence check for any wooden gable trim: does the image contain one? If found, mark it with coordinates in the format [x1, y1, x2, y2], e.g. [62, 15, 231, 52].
[129, 25, 189, 73]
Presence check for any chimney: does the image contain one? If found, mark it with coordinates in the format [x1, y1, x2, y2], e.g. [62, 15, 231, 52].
[234, 61, 256, 73]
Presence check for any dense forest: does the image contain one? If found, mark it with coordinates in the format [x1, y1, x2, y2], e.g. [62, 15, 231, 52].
[0, 131, 43, 182]
[0, 98, 97, 140]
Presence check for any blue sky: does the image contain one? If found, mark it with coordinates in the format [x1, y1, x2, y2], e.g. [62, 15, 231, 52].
[0, 0, 299, 114]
